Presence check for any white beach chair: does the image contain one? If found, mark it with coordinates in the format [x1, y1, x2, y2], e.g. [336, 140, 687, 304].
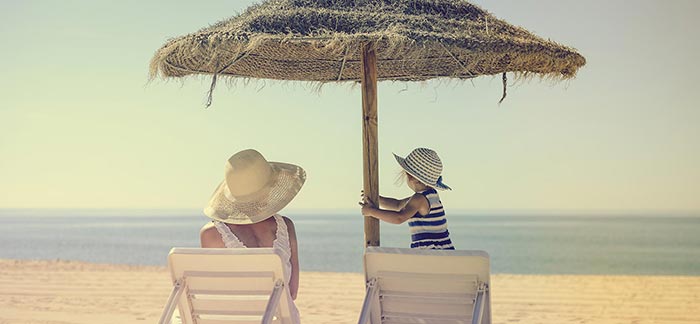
[358, 247, 491, 324]
[158, 248, 295, 324]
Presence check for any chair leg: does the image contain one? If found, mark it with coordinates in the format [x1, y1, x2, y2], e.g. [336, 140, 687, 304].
[357, 278, 378, 324]
[471, 282, 488, 324]
[262, 279, 285, 324]
[158, 279, 184, 324]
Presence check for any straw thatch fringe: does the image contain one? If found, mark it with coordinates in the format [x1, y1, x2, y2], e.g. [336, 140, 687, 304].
[151, 37, 582, 80]
[206, 73, 217, 108]
[499, 72, 507, 104]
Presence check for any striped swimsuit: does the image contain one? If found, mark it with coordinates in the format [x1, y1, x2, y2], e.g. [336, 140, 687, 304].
[408, 188, 455, 249]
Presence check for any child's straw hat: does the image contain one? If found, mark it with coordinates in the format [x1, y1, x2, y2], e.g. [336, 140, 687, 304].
[394, 148, 451, 191]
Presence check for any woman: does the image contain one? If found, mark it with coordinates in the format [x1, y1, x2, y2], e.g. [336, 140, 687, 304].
[199, 149, 305, 323]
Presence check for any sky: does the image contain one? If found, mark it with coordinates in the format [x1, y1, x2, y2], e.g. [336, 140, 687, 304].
[1, 0, 698, 213]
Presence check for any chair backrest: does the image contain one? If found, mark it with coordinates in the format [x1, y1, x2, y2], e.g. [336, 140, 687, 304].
[167, 248, 293, 324]
[364, 247, 491, 324]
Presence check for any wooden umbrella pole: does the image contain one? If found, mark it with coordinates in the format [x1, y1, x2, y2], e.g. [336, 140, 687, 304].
[360, 42, 380, 247]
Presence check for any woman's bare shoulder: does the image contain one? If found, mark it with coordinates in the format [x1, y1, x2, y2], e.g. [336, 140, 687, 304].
[200, 222, 216, 235]
[199, 222, 224, 247]
[280, 216, 297, 236]
[280, 215, 294, 224]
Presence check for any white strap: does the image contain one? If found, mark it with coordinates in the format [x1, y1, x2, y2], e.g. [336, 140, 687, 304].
[213, 221, 246, 248]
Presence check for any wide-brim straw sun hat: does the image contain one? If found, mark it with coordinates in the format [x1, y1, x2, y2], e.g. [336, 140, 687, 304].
[394, 148, 451, 191]
[204, 149, 306, 224]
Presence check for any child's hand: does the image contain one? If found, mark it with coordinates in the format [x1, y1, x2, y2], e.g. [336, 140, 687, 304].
[359, 190, 377, 207]
[361, 203, 374, 216]
[359, 190, 377, 216]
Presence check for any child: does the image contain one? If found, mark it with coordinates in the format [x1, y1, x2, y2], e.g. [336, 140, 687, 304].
[361, 148, 455, 250]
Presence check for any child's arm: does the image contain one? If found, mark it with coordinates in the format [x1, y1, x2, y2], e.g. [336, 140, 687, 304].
[362, 193, 427, 224]
[378, 196, 410, 211]
[360, 191, 408, 211]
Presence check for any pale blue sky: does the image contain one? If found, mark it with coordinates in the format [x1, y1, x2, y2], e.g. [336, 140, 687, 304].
[1, 0, 698, 213]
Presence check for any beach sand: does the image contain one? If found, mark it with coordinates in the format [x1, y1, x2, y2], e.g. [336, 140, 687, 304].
[1, 259, 699, 324]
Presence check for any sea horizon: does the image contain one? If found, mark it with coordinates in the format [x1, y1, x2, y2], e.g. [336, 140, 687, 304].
[3, 207, 699, 217]
[1, 208, 699, 275]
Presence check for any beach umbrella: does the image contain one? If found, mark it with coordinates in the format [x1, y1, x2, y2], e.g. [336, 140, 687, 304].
[150, 0, 585, 247]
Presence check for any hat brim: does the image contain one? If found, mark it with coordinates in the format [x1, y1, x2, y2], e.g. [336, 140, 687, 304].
[394, 153, 451, 191]
[204, 162, 306, 224]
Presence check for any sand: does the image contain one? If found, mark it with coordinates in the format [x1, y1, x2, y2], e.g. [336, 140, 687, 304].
[1, 259, 699, 324]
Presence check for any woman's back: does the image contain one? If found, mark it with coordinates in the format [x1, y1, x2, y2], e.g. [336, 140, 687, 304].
[200, 216, 278, 248]
[200, 214, 301, 324]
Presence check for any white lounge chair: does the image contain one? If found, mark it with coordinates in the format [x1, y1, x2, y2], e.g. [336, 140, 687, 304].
[358, 247, 491, 324]
[158, 248, 295, 324]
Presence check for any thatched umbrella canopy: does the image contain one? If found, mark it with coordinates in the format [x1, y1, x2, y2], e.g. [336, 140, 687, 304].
[151, 0, 584, 83]
[150, 0, 585, 247]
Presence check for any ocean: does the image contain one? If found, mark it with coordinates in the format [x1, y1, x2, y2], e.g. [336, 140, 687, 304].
[1, 209, 699, 275]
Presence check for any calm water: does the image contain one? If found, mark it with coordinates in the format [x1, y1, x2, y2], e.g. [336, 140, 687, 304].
[1, 209, 699, 275]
